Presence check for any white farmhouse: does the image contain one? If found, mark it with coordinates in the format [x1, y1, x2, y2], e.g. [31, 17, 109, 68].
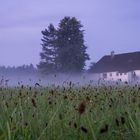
[92, 51, 140, 83]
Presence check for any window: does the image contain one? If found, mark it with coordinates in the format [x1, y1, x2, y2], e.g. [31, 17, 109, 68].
[110, 73, 112, 77]
[120, 73, 122, 76]
[116, 72, 119, 76]
[103, 73, 107, 78]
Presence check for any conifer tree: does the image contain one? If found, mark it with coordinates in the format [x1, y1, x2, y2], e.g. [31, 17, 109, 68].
[56, 17, 90, 73]
[37, 24, 57, 73]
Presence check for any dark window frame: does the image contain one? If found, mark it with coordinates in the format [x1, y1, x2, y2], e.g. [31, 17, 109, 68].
[103, 73, 107, 78]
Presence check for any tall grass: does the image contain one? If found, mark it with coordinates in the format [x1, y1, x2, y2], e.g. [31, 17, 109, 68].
[0, 84, 140, 140]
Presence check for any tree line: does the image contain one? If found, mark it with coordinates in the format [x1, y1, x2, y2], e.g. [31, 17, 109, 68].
[0, 64, 37, 76]
[37, 16, 91, 74]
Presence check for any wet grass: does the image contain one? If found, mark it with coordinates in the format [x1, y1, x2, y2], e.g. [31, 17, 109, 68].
[0, 84, 140, 140]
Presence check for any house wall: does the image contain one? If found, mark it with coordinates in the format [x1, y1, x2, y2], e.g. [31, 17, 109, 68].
[135, 70, 140, 77]
[128, 72, 132, 82]
[95, 70, 140, 83]
[128, 70, 140, 82]
[99, 71, 129, 82]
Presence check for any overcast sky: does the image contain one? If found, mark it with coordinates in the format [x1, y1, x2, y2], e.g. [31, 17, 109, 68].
[0, 0, 140, 67]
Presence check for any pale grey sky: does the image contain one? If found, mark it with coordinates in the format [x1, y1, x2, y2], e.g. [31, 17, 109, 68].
[0, 0, 140, 67]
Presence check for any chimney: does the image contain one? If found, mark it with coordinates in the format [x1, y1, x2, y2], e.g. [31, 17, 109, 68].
[111, 51, 115, 59]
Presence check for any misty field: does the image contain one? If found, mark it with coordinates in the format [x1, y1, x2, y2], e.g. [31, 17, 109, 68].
[0, 84, 140, 140]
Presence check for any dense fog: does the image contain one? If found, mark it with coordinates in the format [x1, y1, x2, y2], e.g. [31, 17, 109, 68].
[0, 73, 99, 87]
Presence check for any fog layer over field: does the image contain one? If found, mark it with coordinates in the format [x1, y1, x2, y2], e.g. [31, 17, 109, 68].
[0, 73, 100, 87]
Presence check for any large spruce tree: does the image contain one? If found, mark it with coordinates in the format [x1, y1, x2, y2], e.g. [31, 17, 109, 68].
[56, 17, 90, 73]
[38, 17, 89, 74]
[37, 24, 57, 73]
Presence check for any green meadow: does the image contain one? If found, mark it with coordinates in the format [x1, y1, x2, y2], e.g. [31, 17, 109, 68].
[0, 84, 140, 140]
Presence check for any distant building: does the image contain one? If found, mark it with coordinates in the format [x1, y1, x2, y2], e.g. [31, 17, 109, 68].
[92, 51, 140, 82]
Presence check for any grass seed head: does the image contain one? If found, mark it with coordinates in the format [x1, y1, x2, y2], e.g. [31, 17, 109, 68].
[31, 98, 37, 108]
[81, 126, 88, 133]
[100, 124, 109, 133]
[121, 116, 125, 125]
[77, 102, 86, 115]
